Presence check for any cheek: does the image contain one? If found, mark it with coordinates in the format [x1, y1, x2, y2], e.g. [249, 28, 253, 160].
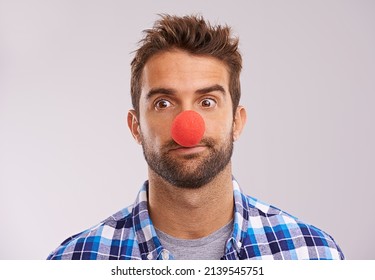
[204, 115, 233, 141]
[139, 116, 173, 146]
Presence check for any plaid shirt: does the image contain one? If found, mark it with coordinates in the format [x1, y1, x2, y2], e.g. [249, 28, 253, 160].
[47, 179, 344, 260]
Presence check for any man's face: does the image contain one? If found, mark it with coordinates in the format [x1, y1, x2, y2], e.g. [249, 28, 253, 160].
[130, 49, 239, 188]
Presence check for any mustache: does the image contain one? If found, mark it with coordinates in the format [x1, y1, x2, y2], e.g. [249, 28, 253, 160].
[164, 137, 216, 150]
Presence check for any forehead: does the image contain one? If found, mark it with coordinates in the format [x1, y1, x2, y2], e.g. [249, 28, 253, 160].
[141, 50, 230, 93]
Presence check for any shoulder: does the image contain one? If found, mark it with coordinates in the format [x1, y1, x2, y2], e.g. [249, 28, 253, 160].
[243, 195, 344, 260]
[47, 204, 141, 260]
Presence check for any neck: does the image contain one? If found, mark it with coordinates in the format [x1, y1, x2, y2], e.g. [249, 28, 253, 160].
[147, 163, 234, 239]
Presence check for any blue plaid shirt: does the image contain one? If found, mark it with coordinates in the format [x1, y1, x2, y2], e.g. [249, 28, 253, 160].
[47, 179, 344, 260]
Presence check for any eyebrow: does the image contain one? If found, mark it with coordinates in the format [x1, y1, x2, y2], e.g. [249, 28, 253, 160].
[195, 84, 226, 95]
[146, 84, 226, 100]
[146, 88, 176, 100]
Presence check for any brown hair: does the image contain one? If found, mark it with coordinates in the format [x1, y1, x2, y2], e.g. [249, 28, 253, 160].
[131, 14, 242, 116]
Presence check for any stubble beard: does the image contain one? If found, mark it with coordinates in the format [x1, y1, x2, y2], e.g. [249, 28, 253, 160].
[141, 134, 233, 189]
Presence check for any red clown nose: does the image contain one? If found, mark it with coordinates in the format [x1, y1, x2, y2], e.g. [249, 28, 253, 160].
[171, 110, 205, 147]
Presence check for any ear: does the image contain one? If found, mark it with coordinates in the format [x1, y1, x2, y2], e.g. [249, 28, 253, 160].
[127, 109, 142, 144]
[232, 105, 247, 141]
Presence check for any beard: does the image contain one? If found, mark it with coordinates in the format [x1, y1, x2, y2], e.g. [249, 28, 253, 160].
[141, 133, 233, 189]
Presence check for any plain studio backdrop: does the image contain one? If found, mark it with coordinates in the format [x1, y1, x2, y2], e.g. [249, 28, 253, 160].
[0, 0, 374, 260]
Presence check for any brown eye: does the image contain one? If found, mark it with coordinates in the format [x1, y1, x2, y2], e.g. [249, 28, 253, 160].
[155, 99, 172, 110]
[200, 98, 216, 108]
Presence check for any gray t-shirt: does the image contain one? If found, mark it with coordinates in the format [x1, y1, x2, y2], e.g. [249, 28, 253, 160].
[155, 220, 233, 260]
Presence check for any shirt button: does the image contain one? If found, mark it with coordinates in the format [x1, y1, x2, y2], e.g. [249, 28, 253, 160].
[161, 250, 169, 260]
[147, 253, 153, 260]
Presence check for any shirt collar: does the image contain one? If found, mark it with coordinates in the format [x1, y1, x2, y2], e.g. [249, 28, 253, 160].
[131, 181, 165, 260]
[226, 179, 249, 254]
[131, 178, 249, 260]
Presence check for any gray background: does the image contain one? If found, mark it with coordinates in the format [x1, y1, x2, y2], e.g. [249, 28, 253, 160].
[0, 0, 374, 260]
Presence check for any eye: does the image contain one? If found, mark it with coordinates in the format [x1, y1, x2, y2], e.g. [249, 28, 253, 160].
[200, 98, 216, 108]
[155, 99, 172, 110]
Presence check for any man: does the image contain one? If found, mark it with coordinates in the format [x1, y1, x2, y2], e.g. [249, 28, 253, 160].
[48, 14, 344, 260]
